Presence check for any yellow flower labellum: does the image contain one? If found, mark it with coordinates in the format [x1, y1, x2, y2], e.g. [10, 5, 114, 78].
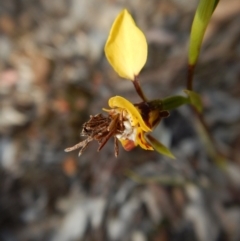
[107, 96, 153, 151]
[136, 128, 153, 150]
[108, 96, 151, 132]
[105, 9, 147, 80]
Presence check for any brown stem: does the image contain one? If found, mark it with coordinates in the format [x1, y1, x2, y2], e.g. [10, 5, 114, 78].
[187, 64, 195, 90]
[133, 76, 148, 101]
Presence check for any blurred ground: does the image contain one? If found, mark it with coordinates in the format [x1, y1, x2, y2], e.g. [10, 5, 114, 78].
[0, 0, 240, 241]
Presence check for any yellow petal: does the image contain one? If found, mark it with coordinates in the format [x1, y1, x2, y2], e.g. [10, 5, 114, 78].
[108, 96, 151, 132]
[105, 9, 147, 80]
[136, 128, 154, 150]
[119, 139, 136, 151]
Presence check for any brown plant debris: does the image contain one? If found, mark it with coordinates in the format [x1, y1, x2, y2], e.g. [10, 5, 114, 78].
[65, 113, 124, 157]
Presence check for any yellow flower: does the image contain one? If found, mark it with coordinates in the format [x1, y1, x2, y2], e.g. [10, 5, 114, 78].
[104, 96, 175, 159]
[104, 96, 152, 151]
[65, 10, 175, 159]
[105, 9, 147, 80]
[65, 95, 174, 159]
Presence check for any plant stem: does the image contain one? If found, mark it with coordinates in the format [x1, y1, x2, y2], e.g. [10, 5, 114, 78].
[133, 76, 148, 101]
[187, 64, 195, 90]
[187, 66, 226, 167]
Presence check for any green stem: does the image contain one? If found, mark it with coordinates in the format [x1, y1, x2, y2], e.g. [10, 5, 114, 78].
[192, 106, 226, 168]
[187, 48, 226, 167]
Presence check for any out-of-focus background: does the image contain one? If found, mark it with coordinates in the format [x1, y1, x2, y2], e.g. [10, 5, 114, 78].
[0, 0, 240, 240]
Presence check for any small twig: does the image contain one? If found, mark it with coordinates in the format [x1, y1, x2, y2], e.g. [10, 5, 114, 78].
[64, 137, 93, 152]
